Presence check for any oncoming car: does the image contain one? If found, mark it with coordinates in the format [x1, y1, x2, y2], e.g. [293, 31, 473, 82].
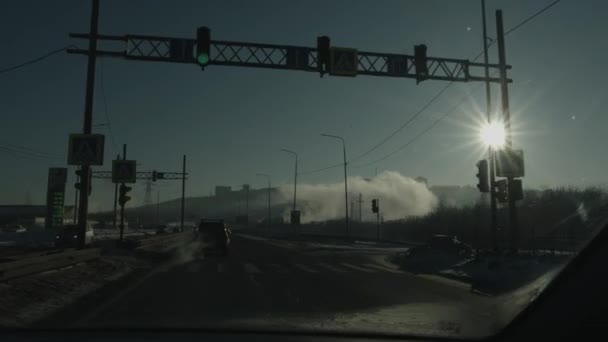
[55, 223, 94, 248]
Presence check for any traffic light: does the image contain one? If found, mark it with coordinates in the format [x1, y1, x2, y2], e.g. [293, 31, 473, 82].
[317, 36, 330, 77]
[476, 160, 489, 193]
[196, 26, 211, 67]
[74, 168, 92, 196]
[119, 184, 132, 206]
[495, 179, 508, 203]
[152, 170, 157, 182]
[509, 179, 524, 201]
[371, 199, 379, 213]
[414, 44, 428, 83]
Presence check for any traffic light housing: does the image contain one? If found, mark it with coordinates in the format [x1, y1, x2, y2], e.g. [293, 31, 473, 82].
[495, 179, 508, 203]
[196, 26, 211, 67]
[119, 184, 132, 206]
[152, 170, 157, 182]
[371, 199, 379, 213]
[476, 160, 489, 193]
[509, 179, 524, 201]
[414, 44, 428, 83]
[317, 36, 330, 77]
[74, 168, 92, 196]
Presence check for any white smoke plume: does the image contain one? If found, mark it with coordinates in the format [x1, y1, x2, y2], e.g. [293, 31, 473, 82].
[279, 171, 438, 223]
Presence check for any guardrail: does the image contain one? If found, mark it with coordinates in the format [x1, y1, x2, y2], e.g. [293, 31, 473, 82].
[0, 248, 101, 282]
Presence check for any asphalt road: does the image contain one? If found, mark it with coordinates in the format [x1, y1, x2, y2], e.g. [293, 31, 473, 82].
[43, 234, 500, 338]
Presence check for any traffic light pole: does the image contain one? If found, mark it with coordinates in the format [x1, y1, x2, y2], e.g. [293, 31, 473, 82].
[496, 10, 519, 252]
[181, 154, 186, 232]
[376, 199, 381, 241]
[112, 154, 119, 229]
[76, 0, 99, 249]
[481, 0, 499, 252]
[119, 144, 127, 242]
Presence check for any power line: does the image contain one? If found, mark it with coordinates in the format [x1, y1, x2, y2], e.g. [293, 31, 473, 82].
[347, 0, 565, 169]
[350, 83, 486, 170]
[504, 0, 562, 36]
[99, 59, 118, 153]
[299, 162, 344, 176]
[348, 82, 454, 164]
[0, 45, 76, 75]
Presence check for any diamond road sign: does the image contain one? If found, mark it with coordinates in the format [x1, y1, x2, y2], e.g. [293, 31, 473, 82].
[330, 47, 358, 77]
[112, 160, 137, 183]
[68, 134, 105, 165]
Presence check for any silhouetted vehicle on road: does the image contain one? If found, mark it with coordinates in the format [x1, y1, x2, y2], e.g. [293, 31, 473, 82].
[196, 219, 230, 256]
[55, 223, 94, 248]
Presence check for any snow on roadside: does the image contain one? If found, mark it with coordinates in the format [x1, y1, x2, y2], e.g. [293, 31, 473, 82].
[0, 256, 142, 327]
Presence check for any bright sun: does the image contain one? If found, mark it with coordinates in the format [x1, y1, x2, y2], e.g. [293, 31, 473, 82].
[480, 122, 506, 148]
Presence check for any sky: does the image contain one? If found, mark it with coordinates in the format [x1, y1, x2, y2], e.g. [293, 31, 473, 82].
[1, 0, 607, 210]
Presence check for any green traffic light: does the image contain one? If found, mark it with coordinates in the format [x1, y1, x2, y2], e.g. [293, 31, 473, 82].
[197, 53, 209, 65]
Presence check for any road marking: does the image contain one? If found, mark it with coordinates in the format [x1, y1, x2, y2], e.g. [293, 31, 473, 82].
[217, 262, 226, 273]
[340, 262, 376, 273]
[318, 262, 347, 273]
[243, 263, 261, 273]
[363, 263, 402, 273]
[293, 263, 319, 273]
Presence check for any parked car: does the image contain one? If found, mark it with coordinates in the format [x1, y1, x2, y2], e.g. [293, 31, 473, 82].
[196, 219, 230, 256]
[155, 225, 167, 235]
[407, 235, 473, 257]
[55, 223, 94, 248]
[1, 224, 27, 233]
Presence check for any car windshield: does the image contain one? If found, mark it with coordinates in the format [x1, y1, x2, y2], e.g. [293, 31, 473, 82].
[0, 0, 605, 339]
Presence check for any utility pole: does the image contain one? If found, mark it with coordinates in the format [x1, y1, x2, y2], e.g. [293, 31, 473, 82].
[496, 10, 518, 252]
[181, 154, 186, 232]
[76, 0, 100, 249]
[112, 154, 119, 229]
[358, 193, 363, 222]
[482, 0, 498, 252]
[245, 184, 249, 227]
[73, 166, 79, 223]
[119, 144, 127, 242]
[156, 190, 160, 226]
[256, 174, 271, 234]
[321, 134, 349, 238]
[376, 199, 381, 241]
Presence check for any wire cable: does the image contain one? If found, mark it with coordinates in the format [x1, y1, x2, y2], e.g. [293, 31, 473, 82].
[0, 45, 76, 75]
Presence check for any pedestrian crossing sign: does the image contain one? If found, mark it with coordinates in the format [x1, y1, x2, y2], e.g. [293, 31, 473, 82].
[68, 134, 105, 165]
[112, 160, 137, 183]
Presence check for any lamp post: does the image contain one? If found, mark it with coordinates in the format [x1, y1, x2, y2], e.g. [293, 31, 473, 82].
[256, 173, 271, 235]
[321, 133, 349, 238]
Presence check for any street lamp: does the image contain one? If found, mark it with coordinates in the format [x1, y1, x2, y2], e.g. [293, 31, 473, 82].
[280, 149, 298, 215]
[320, 133, 349, 238]
[256, 173, 271, 234]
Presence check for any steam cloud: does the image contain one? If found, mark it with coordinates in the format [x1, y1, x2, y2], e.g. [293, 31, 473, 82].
[279, 171, 438, 223]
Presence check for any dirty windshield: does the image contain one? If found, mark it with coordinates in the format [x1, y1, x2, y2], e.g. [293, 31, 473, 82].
[1, 0, 606, 339]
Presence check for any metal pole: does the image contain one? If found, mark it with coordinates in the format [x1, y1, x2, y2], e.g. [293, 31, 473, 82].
[156, 190, 160, 226]
[268, 179, 271, 233]
[342, 139, 349, 239]
[112, 154, 119, 230]
[482, 0, 498, 252]
[73, 167, 79, 223]
[359, 193, 362, 222]
[76, 0, 100, 249]
[181, 154, 186, 232]
[376, 199, 380, 241]
[293, 156, 298, 213]
[119, 144, 126, 242]
[496, 10, 518, 252]
[245, 185, 249, 227]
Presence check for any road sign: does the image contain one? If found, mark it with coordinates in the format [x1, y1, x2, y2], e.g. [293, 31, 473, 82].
[330, 47, 358, 76]
[112, 160, 137, 183]
[45, 167, 67, 229]
[68, 134, 105, 165]
[496, 149, 525, 178]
